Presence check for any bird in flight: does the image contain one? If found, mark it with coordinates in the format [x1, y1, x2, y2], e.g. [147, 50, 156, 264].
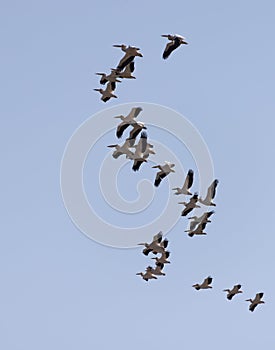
[161, 34, 188, 59]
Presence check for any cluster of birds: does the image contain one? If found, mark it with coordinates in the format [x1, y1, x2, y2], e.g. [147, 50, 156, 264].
[96, 33, 265, 313]
[108, 107, 155, 171]
[192, 277, 265, 312]
[136, 232, 170, 281]
[94, 34, 189, 102]
[94, 44, 143, 102]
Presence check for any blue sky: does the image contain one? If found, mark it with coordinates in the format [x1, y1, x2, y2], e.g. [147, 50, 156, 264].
[1, 0, 275, 349]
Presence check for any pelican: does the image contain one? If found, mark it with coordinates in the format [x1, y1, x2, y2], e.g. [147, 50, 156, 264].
[192, 276, 213, 290]
[94, 82, 117, 102]
[188, 210, 215, 231]
[107, 139, 134, 159]
[146, 265, 166, 276]
[113, 62, 136, 79]
[223, 284, 243, 300]
[151, 250, 170, 265]
[199, 179, 219, 206]
[246, 292, 265, 312]
[172, 169, 194, 195]
[138, 231, 166, 256]
[113, 44, 143, 71]
[179, 193, 200, 216]
[95, 70, 121, 90]
[115, 107, 143, 138]
[152, 162, 175, 187]
[128, 132, 148, 171]
[136, 270, 157, 281]
[127, 122, 147, 146]
[161, 34, 188, 60]
[185, 222, 207, 237]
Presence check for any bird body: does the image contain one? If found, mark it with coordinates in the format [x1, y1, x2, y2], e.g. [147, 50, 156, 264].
[188, 210, 215, 231]
[95, 71, 121, 90]
[94, 82, 117, 102]
[223, 284, 243, 300]
[246, 292, 265, 312]
[192, 276, 213, 290]
[115, 107, 143, 138]
[146, 265, 165, 276]
[172, 169, 194, 195]
[185, 222, 207, 237]
[128, 131, 149, 171]
[161, 34, 188, 59]
[179, 193, 200, 216]
[107, 139, 134, 159]
[113, 61, 136, 79]
[136, 270, 157, 281]
[152, 162, 175, 187]
[199, 179, 219, 206]
[113, 44, 143, 71]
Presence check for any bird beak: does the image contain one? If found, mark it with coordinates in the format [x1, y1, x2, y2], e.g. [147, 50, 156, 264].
[114, 116, 121, 118]
[161, 34, 168, 37]
[183, 41, 188, 45]
[113, 45, 122, 47]
[107, 145, 116, 148]
[93, 89, 100, 91]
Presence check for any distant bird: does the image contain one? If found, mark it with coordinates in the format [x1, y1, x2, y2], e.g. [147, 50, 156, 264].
[127, 122, 147, 146]
[136, 270, 157, 281]
[192, 276, 213, 290]
[115, 107, 143, 138]
[172, 169, 194, 195]
[161, 34, 188, 59]
[151, 250, 170, 265]
[128, 132, 148, 171]
[188, 210, 215, 231]
[185, 221, 207, 237]
[107, 139, 134, 159]
[223, 284, 243, 300]
[199, 179, 219, 206]
[152, 162, 175, 187]
[179, 193, 200, 216]
[138, 231, 166, 256]
[113, 44, 143, 71]
[95, 70, 121, 90]
[246, 292, 265, 312]
[146, 265, 166, 276]
[94, 82, 117, 102]
[113, 62, 136, 79]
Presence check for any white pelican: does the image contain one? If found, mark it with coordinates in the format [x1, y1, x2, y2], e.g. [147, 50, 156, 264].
[138, 231, 166, 256]
[178, 193, 200, 216]
[161, 34, 188, 60]
[147, 265, 166, 276]
[94, 82, 117, 102]
[199, 179, 219, 206]
[127, 122, 147, 146]
[152, 162, 175, 187]
[223, 284, 243, 300]
[151, 250, 170, 265]
[95, 70, 121, 90]
[188, 210, 215, 231]
[185, 222, 207, 237]
[113, 44, 143, 71]
[172, 169, 194, 195]
[113, 62, 136, 79]
[136, 270, 157, 281]
[115, 107, 143, 138]
[107, 139, 134, 159]
[128, 131, 148, 171]
[192, 276, 213, 290]
[246, 292, 265, 312]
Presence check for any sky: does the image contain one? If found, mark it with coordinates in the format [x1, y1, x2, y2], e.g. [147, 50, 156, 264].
[1, 0, 275, 349]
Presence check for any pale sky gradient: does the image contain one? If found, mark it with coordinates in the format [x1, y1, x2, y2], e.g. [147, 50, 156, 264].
[1, 1, 275, 349]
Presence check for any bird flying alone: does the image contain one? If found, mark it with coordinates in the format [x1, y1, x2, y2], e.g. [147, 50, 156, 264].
[161, 34, 188, 59]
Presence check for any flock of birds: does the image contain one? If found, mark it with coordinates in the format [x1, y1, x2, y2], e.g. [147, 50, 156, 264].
[95, 34, 265, 313]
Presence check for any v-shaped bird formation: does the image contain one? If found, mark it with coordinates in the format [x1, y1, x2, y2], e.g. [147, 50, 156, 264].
[94, 34, 265, 314]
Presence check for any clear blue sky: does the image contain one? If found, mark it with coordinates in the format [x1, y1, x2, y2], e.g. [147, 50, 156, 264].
[1, 1, 275, 349]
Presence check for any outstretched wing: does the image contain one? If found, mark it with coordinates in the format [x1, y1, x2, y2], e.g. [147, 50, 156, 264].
[183, 169, 194, 190]
[116, 123, 130, 138]
[162, 40, 181, 59]
[154, 172, 168, 187]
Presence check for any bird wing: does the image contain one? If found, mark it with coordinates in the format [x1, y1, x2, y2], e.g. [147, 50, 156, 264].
[154, 171, 167, 187]
[117, 55, 134, 71]
[256, 292, 264, 300]
[162, 40, 181, 59]
[132, 159, 145, 172]
[129, 124, 145, 140]
[140, 131, 148, 153]
[129, 61, 135, 72]
[112, 151, 123, 159]
[183, 169, 194, 190]
[116, 123, 130, 138]
[101, 96, 110, 102]
[206, 179, 219, 200]
[100, 76, 108, 85]
[181, 206, 193, 216]
[206, 276, 213, 285]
